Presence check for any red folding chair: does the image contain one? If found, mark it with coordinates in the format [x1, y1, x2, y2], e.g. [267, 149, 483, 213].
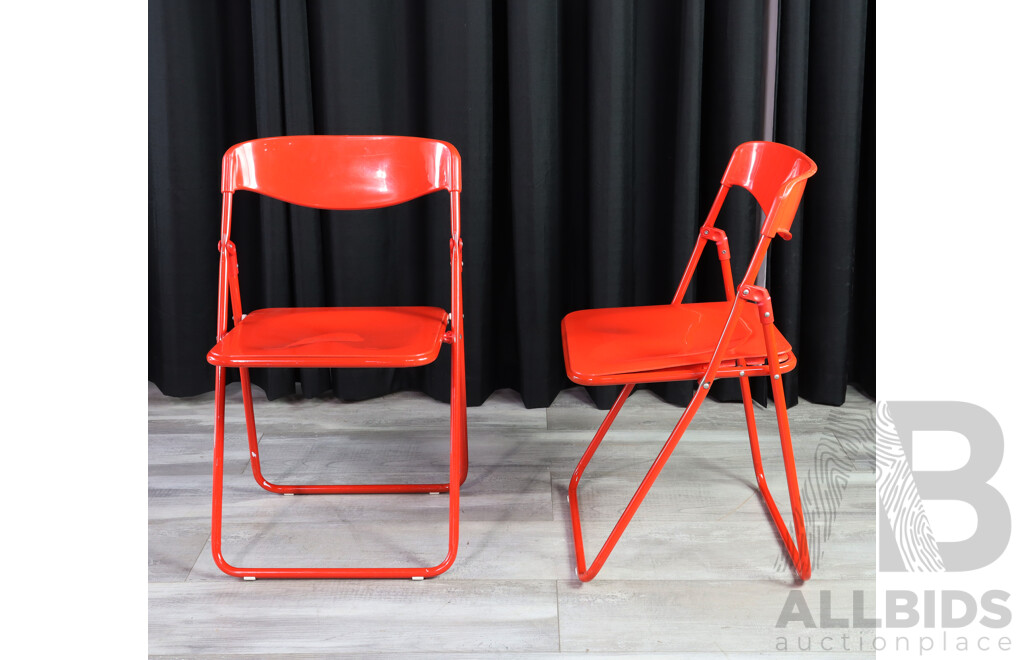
[207, 135, 467, 579]
[561, 141, 817, 582]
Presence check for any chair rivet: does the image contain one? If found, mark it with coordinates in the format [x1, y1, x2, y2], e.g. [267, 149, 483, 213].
[722, 250, 727, 254]
[764, 312, 770, 317]
[739, 370, 745, 376]
[773, 374, 780, 380]
[743, 289, 749, 295]
[704, 230, 709, 235]
[702, 382, 710, 389]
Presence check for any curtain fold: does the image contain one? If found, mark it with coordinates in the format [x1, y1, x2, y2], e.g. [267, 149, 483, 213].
[775, 0, 872, 405]
[149, 0, 874, 409]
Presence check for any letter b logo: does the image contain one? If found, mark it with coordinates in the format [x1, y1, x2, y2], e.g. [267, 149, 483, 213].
[878, 401, 1010, 571]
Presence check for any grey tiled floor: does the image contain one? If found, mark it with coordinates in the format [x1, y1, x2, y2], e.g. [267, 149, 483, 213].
[149, 381, 876, 657]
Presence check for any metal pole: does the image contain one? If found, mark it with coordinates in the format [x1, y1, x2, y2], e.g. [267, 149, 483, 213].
[757, 0, 780, 288]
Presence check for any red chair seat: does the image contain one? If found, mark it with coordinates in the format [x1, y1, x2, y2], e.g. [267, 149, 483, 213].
[208, 306, 449, 368]
[561, 302, 793, 385]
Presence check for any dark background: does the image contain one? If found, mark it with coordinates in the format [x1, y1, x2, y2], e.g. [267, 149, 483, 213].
[149, 0, 873, 409]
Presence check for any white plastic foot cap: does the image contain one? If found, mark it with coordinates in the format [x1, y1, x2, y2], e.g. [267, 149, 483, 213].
[412, 576, 425, 581]
[243, 576, 256, 581]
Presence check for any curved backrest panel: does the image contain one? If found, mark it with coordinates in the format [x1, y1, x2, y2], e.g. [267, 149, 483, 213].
[720, 141, 816, 238]
[221, 135, 461, 210]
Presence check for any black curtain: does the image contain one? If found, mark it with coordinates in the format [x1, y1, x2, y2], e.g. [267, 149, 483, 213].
[149, 0, 873, 409]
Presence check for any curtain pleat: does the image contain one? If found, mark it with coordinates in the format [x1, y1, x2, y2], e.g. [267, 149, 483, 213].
[149, 0, 874, 409]
[776, 0, 871, 405]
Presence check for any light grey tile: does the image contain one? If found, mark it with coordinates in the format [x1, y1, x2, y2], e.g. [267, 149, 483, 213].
[551, 467, 876, 523]
[149, 580, 559, 655]
[563, 517, 874, 582]
[187, 519, 573, 582]
[149, 432, 251, 478]
[149, 518, 210, 582]
[149, 381, 876, 657]
[557, 579, 876, 654]
[150, 466, 553, 523]
[183, 488, 872, 584]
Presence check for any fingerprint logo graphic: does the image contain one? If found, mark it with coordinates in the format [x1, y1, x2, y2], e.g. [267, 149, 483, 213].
[775, 401, 1008, 574]
[875, 401, 945, 572]
[877, 401, 1009, 572]
[772, 404, 874, 574]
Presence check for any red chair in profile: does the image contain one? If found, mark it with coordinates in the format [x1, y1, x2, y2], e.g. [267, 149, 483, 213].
[207, 136, 467, 579]
[561, 141, 817, 582]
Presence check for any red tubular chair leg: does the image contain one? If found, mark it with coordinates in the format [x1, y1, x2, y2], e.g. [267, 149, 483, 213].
[567, 384, 632, 580]
[568, 384, 634, 496]
[738, 356, 810, 580]
[238, 366, 459, 495]
[568, 384, 634, 515]
[211, 366, 230, 573]
[762, 325, 811, 580]
[738, 374, 759, 443]
[569, 275, 750, 581]
[211, 364, 464, 579]
[449, 196, 469, 485]
[569, 382, 713, 582]
[454, 339, 469, 484]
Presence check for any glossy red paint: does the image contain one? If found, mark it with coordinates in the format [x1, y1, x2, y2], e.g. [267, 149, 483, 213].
[221, 135, 461, 209]
[562, 141, 816, 582]
[208, 307, 450, 368]
[208, 135, 467, 579]
[561, 302, 794, 383]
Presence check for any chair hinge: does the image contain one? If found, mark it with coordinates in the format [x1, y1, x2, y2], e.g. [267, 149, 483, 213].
[218, 240, 239, 274]
[700, 226, 730, 260]
[449, 237, 463, 269]
[443, 330, 455, 344]
[738, 285, 774, 324]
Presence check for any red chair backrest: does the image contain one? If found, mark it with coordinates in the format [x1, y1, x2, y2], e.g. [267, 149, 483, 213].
[221, 135, 461, 210]
[720, 141, 817, 239]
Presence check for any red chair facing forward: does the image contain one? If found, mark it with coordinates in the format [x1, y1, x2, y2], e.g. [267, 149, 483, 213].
[207, 136, 467, 579]
[561, 141, 817, 582]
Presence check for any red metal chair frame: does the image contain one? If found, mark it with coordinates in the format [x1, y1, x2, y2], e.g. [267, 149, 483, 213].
[562, 142, 817, 582]
[207, 136, 467, 579]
